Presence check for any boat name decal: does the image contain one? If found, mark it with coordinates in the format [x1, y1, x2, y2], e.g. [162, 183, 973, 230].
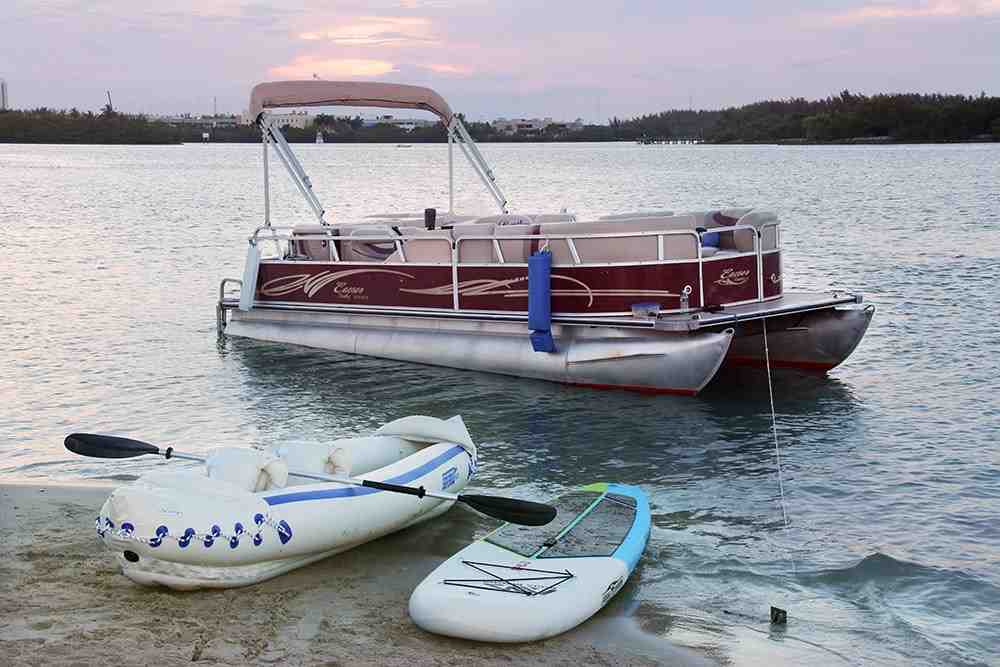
[260, 269, 416, 300]
[441, 466, 458, 490]
[715, 267, 752, 287]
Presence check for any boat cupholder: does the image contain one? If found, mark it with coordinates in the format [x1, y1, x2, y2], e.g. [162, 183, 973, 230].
[123, 551, 140, 563]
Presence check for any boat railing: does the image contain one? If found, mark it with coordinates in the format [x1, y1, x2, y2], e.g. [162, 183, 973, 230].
[250, 222, 777, 310]
[251, 225, 770, 263]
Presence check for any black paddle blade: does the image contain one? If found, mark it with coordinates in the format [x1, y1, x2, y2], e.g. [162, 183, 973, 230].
[64, 433, 160, 459]
[459, 494, 558, 526]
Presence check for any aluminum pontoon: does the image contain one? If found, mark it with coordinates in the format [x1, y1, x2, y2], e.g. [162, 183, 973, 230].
[218, 81, 873, 395]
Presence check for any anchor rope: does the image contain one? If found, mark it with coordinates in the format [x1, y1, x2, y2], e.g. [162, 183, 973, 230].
[762, 319, 795, 575]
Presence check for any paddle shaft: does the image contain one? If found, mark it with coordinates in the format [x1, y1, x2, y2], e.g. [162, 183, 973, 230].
[64, 433, 558, 526]
[149, 448, 460, 502]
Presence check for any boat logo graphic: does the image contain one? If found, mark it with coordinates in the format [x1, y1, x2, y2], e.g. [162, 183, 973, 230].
[260, 269, 416, 299]
[466, 451, 477, 479]
[441, 466, 459, 490]
[715, 267, 752, 286]
[770, 273, 782, 284]
[444, 561, 574, 596]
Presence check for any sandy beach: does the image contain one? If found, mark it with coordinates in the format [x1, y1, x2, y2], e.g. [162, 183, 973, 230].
[0, 482, 713, 666]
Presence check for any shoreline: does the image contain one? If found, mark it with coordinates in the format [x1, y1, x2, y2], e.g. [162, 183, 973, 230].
[1, 138, 998, 146]
[0, 482, 712, 666]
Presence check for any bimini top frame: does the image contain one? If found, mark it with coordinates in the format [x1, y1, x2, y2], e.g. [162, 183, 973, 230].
[251, 80, 508, 227]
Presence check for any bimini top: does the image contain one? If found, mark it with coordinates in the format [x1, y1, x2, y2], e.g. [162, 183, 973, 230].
[249, 81, 455, 124]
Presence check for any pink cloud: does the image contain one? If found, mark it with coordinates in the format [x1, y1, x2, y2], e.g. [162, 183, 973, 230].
[297, 16, 436, 47]
[422, 63, 472, 75]
[828, 0, 1000, 24]
[269, 57, 397, 79]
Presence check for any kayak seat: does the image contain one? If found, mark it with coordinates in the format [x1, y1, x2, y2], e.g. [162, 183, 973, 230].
[206, 447, 289, 492]
[268, 441, 354, 485]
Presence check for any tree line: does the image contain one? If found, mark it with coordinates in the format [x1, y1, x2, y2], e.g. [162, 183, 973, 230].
[612, 91, 1000, 143]
[2, 91, 998, 144]
[0, 106, 183, 143]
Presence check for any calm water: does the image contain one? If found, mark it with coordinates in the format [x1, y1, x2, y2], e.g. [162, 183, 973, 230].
[1, 141, 998, 665]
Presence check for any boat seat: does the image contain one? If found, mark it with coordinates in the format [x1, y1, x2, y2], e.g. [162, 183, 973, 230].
[205, 447, 289, 492]
[267, 442, 351, 485]
[604, 214, 698, 231]
[339, 225, 399, 262]
[468, 213, 535, 226]
[703, 210, 779, 253]
[739, 210, 779, 251]
[539, 217, 699, 264]
[495, 223, 540, 262]
[453, 223, 496, 263]
[384, 227, 453, 264]
[532, 213, 577, 223]
[680, 208, 769, 254]
[689, 208, 753, 228]
[290, 225, 337, 261]
[451, 222, 542, 263]
[598, 210, 674, 221]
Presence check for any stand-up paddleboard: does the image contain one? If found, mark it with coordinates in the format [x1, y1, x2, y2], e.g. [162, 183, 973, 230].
[409, 482, 650, 642]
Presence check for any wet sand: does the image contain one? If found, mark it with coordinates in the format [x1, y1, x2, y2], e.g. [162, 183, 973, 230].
[0, 483, 713, 666]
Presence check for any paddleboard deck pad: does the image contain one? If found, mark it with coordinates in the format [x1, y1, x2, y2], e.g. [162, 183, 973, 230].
[409, 482, 650, 642]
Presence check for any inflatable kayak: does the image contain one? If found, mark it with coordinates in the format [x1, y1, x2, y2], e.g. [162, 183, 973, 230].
[95, 415, 476, 590]
[409, 482, 650, 642]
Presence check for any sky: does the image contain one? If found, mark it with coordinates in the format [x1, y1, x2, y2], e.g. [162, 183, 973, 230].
[3, 0, 999, 122]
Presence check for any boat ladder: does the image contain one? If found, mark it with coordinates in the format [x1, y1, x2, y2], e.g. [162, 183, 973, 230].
[216, 278, 243, 336]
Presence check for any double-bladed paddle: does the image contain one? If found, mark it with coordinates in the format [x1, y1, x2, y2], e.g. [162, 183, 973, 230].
[64, 433, 556, 527]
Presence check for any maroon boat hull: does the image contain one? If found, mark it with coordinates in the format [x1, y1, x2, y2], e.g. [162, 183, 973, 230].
[254, 257, 772, 315]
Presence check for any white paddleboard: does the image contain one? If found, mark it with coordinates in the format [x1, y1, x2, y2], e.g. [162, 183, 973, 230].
[409, 482, 650, 642]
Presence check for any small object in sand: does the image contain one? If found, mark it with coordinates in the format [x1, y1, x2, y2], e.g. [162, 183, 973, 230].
[770, 606, 788, 625]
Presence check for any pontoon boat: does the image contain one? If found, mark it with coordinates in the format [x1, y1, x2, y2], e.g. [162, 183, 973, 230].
[218, 81, 873, 395]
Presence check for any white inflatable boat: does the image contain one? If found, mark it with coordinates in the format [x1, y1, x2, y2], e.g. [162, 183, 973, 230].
[95, 416, 476, 590]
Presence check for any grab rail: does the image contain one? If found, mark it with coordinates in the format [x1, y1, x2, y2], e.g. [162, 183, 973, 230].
[216, 278, 243, 335]
[249, 222, 780, 312]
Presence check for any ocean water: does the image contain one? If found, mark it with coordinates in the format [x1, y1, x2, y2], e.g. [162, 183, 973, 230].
[1, 141, 998, 665]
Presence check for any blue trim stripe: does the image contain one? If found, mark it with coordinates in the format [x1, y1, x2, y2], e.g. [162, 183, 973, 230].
[263, 445, 467, 506]
[607, 483, 651, 572]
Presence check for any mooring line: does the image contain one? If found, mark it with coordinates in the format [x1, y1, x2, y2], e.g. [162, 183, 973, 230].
[762, 319, 795, 576]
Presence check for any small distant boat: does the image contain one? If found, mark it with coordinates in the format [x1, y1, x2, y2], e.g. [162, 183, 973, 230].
[397, 143, 412, 148]
[315, 129, 324, 144]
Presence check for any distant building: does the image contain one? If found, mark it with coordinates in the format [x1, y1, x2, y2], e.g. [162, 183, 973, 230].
[156, 113, 241, 128]
[491, 117, 585, 135]
[240, 109, 312, 128]
[1, 79, 8, 111]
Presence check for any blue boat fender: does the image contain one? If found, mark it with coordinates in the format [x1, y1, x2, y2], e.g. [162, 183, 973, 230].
[528, 251, 556, 353]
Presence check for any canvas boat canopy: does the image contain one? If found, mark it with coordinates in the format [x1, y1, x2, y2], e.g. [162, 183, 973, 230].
[249, 81, 455, 124]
